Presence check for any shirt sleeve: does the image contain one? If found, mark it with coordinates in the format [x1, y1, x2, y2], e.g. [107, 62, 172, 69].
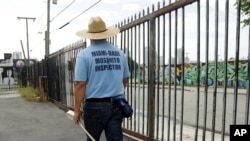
[123, 54, 130, 78]
[74, 53, 88, 81]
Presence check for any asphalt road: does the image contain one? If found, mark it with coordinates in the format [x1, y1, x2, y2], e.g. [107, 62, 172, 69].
[127, 85, 248, 135]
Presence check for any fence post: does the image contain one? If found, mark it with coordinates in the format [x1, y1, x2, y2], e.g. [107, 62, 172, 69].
[39, 76, 47, 100]
[148, 12, 156, 139]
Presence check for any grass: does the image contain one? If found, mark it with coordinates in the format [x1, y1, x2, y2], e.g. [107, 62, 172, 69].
[18, 86, 48, 102]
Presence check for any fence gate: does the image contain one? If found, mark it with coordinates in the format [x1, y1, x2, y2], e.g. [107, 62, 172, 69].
[114, 0, 250, 141]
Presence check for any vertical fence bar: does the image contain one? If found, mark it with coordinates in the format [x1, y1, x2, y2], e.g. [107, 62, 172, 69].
[148, 5, 156, 139]
[123, 20, 127, 128]
[59, 53, 62, 103]
[142, 9, 147, 135]
[202, 0, 210, 140]
[246, 6, 250, 124]
[221, 0, 229, 140]
[63, 52, 66, 104]
[133, 14, 137, 132]
[69, 49, 73, 107]
[156, 2, 160, 140]
[211, 0, 219, 140]
[121, 22, 129, 130]
[195, 0, 201, 140]
[146, 7, 151, 135]
[167, 0, 172, 140]
[119, 22, 123, 51]
[161, 1, 166, 140]
[180, 4, 185, 141]
[137, 12, 141, 134]
[127, 17, 131, 129]
[173, 2, 178, 140]
[129, 16, 134, 130]
[57, 55, 61, 101]
[233, 0, 241, 125]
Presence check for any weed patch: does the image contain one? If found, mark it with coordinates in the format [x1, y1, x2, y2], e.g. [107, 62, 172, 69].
[18, 87, 47, 102]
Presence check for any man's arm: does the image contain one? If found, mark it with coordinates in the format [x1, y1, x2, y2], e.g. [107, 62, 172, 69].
[123, 77, 129, 88]
[73, 81, 87, 124]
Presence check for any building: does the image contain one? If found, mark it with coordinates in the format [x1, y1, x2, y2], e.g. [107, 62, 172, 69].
[13, 52, 22, 59]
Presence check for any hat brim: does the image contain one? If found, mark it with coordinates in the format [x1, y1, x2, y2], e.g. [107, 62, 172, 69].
[76, 27, 120, 40]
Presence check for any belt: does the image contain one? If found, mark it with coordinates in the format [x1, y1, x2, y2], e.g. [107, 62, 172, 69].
[86, 97, 113, 103]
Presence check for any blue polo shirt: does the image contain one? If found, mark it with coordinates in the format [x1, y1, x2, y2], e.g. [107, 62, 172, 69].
[74, 40, 130, 99]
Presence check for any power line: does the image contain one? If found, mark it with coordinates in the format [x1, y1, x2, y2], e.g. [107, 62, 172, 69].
[29, 0, 76, 53]
[70, 0, 101, 23]
[34, 10, 46, 27]
[34, 0, 75, 36]
[29, 2, 47, 40]
[39, 0, 102, 34]
[58, 0, 102, 29]
[51, 0, 76, 22]
[30, 38, 45, 51]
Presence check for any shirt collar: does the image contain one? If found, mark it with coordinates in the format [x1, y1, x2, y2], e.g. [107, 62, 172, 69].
[91, 40, 107, 44]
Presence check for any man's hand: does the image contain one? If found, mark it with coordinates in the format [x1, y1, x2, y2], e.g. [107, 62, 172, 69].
[73, 111, 81, 124]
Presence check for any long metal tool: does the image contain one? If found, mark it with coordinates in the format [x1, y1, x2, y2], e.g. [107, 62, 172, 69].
[66, 110, 95, 141]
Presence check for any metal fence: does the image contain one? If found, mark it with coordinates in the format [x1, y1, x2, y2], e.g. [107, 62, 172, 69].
[27, 0, 250, 141]
[46, 40, 86, 106]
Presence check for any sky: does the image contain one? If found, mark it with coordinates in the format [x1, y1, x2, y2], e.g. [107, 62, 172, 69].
[0, 0, 158, 60]
[0, 0, 249, 61]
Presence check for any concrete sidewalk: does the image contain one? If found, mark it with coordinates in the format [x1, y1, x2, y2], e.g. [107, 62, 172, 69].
[0, 90, 134, 141]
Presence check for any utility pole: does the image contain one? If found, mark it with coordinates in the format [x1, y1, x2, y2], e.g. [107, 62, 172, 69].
[20, 40, 27, 66]
[46, 0, 57, 57]
[17, 16, 36, 86]
[44, 0, 56, 93]
[46, 0, 51, 57]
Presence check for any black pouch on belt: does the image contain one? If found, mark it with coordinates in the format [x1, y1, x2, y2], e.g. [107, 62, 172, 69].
[117, 98, 133, 118]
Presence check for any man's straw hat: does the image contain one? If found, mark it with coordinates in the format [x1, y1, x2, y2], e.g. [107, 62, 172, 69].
[76, 16, 120, 40]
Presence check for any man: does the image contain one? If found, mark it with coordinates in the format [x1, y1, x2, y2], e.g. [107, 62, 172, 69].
[73, 16, 130, 141]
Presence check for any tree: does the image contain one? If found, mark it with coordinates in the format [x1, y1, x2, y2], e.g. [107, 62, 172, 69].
[236, 0, 250, 27]
[127, 56, 139, 73]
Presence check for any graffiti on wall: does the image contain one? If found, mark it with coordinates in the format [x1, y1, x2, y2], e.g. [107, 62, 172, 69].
[133, 60, 248, 88]
[182, 60, 248, 87]
[0, 54, 14, 85]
